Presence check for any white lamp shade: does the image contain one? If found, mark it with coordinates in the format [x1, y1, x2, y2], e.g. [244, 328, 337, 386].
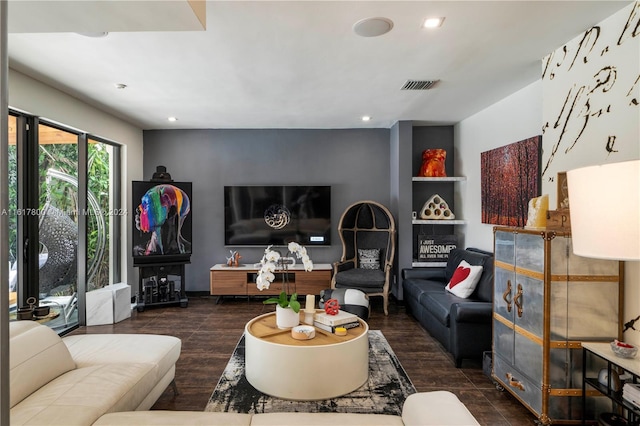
[567, 160, 640, 261]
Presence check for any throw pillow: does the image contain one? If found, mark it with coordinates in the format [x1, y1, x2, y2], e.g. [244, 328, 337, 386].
[445, 260, 483, 298]
[358, 248, 381, 270]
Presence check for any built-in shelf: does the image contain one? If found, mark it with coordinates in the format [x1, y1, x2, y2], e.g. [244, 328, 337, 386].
[412, 176, 466, 182]
[413, 219, 466, 225]
[412, 261, 447, 268]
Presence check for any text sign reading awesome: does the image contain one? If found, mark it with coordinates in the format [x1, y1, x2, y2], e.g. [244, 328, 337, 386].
[418, 235, 458, 262]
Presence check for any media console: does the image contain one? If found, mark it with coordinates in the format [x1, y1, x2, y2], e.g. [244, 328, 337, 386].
[210, 263, 332, 298]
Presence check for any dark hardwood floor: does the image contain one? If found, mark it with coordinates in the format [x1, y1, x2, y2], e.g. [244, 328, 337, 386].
[68, 294, 537, 425]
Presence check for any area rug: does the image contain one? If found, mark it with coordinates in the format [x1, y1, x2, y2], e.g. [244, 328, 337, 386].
[205, 330, 416, 415]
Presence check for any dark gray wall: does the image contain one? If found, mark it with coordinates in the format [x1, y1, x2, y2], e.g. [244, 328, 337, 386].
[142, 128, 391, 292]
[390, 121, 413, 299]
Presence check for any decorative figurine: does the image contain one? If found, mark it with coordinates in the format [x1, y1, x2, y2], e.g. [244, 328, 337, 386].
[524, 194, 548, 230]
[226, 250, 242, 267]
[419, 194, 455, 220]
[418, 149, 447, 177]
[324, 298, 340, 315]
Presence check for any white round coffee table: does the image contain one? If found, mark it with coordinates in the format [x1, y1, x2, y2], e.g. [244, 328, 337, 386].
[244, 311, 369, 400]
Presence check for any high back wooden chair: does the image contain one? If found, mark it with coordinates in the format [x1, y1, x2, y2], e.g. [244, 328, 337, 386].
[331, 201, 396, 315]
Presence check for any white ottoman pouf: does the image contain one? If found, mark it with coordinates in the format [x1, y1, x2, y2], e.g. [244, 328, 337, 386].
[86, 282, 131, 326]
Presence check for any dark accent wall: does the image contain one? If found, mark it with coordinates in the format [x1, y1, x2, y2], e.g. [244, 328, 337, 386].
[142, 128, 391, 292]
[390, 121, 413, 300]
[412, 126, 458, 256]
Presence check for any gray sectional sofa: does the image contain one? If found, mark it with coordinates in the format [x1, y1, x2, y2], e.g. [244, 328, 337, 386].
[402, 248, 494, 367]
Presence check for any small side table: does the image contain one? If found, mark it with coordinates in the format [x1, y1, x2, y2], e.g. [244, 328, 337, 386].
[582, 342, 640, 425]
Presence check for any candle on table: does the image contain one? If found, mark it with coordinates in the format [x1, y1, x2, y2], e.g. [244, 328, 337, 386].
[305, 294, 315, 312]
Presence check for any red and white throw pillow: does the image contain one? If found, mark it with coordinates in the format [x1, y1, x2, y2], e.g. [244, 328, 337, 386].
[445, 260, 483, 298]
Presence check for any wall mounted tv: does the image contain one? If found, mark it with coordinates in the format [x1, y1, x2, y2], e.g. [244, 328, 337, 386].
[132, 181, 192, 265]
[224, 185, 331, 246]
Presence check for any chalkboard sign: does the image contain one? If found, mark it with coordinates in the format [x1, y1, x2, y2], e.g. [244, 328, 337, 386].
[417, 235, 458, 262]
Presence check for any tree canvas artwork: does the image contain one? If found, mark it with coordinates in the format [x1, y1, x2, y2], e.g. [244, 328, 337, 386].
[481, 136, 542, 226]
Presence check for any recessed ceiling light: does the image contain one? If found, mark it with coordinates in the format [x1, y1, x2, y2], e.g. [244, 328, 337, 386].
[362, 116, 372, 122]
[353, 17, 394, 37]
[114, 83, 127, 90]
[422, 17, 445, 29]
[168, 117, 178, 122]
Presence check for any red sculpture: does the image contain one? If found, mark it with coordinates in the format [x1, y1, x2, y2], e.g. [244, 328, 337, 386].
[418, 149, 447, 177]
[324, 298, 340, 315]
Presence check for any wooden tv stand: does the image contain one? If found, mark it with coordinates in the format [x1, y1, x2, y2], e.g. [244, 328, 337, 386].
[210, 263, 332, 298]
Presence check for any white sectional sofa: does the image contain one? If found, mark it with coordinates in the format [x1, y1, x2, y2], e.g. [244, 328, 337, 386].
[94, 391, 480, 425]
[9, 321, 181, 425]
[10, 321, 479, 426]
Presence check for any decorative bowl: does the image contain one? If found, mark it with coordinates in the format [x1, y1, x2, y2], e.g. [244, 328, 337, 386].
[291, 325, 315, 340]
[611, 340, 638, 359]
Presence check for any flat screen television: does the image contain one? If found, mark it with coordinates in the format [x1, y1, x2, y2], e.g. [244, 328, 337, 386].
[224, 185, 331, 246]
[132, 181, 192, 265]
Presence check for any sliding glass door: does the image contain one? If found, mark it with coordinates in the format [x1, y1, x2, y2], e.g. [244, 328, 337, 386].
[36, 122, 80, 330]
[7, 115, 17, 310]
[7, 112, 121, 333]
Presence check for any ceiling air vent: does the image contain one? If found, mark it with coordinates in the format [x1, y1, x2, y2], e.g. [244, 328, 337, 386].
[401, 80, 438, 90]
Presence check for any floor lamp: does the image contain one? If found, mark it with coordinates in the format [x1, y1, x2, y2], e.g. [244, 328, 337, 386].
[568, 159, 639, 261]
[567, 159, 640, 331]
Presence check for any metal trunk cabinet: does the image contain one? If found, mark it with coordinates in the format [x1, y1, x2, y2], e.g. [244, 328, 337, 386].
[492, 227, 623, 424]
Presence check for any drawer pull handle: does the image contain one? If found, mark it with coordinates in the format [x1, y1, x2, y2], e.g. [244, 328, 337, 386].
[502, 280, 512, 312]
[506, 373, 525, 391]
[514, 283, 523, 318]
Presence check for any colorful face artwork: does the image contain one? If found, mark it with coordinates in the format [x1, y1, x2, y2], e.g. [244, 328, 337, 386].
[136, 184, 191, 255]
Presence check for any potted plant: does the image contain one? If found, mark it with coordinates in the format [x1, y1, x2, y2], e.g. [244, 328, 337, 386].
[257, 242, 313, 329]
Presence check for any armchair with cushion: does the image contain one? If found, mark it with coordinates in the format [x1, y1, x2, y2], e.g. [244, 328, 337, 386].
[331, 201, 396, 315]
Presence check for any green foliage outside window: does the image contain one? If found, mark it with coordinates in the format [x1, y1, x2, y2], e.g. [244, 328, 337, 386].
[8, 140, 114, 293]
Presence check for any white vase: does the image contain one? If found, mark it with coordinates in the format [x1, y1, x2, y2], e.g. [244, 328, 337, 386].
[276, 305, 299, 329]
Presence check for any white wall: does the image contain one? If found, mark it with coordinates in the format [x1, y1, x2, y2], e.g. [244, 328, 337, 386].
[454, 80, 543, 252]
[8, 69, 144, 286]
[455, 1, 640, 345]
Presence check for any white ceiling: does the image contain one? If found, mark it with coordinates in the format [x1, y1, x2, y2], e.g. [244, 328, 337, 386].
[6, 1, 634, 130]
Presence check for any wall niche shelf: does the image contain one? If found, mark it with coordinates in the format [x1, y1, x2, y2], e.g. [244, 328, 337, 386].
[412, 176, 466, 182]
[412, 219, 466, 225]
[412, 176, 466, 226]
[412, 174, 466, 268]
[412, 261, 448, 268]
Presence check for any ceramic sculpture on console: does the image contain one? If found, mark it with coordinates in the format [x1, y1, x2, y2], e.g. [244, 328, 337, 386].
[226, 250, 242, 267]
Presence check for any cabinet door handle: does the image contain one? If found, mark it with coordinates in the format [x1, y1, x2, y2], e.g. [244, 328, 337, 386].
[502, 280, 512, 312]
[514, 283, 523, 318]
[506, 373, 525, 391]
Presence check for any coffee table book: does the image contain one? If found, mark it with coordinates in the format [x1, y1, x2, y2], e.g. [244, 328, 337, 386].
[314, 320, 360, 333]
[314, 310, 358, 326]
